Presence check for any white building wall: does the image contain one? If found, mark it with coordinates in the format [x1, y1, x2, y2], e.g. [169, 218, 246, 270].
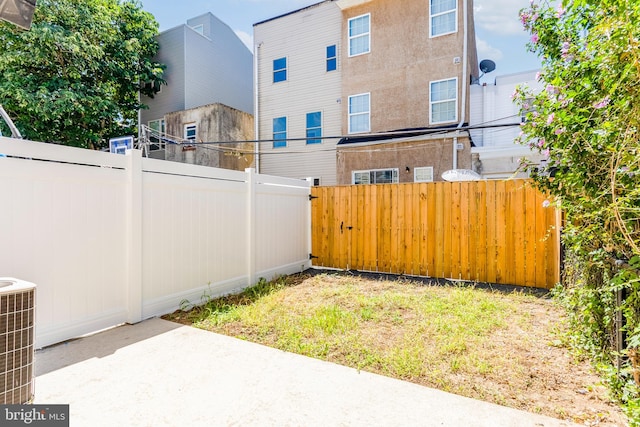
[470, 70, 544, 178]
[255, 1, 342, 186]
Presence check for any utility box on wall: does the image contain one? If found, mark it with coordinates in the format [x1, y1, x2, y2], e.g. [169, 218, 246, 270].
[0, 278, 36, 404]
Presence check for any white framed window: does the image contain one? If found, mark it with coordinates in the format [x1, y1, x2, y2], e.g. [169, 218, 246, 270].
[430, 78, 458, 124]
[430, 0, 457, 37]
[414, 167, 434, 182]
[353, 168, 399, 185]
[184, 123, 197, 141]
[348, 14, 370, 57]
[348, 93, 370, 134]
[191, 24, 204, 35]
[148, 119, 165, 134]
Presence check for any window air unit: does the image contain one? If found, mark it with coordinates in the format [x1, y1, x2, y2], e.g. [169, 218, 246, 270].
[0, 278, 36, 404]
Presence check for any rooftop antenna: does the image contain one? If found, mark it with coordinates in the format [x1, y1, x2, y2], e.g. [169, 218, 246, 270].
[472, 59, 496, 84]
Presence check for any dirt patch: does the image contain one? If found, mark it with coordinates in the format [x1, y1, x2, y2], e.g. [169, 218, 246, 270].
[164, 271, 628, 426]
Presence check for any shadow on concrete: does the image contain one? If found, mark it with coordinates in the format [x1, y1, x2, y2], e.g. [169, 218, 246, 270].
[35, 317, 183, 376]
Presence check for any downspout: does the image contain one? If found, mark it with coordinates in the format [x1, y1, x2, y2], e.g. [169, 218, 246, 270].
[254, 41, 263, 174]
[455, 0, 469, 170]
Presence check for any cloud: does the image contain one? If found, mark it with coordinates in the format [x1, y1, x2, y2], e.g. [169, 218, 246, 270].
[476, 37, 504, 61]
[474, 0, 529, 36]
[236, 30, 254, 52]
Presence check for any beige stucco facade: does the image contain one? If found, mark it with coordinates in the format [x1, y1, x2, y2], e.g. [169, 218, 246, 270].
[340, 0, 479, 133]
[164, 103, 254, 171]
[254, 0, 479, 185]
[336, 132, 472, 184]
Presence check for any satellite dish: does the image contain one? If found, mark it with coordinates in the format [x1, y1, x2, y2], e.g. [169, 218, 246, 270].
[0, 0, 37, 30]
[479, 59, 496, 74]
[442, 169, 482, 182]
[472, 59, 497, 84]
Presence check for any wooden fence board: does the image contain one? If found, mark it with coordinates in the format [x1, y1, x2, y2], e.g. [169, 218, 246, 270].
[310, 179, 560, 289]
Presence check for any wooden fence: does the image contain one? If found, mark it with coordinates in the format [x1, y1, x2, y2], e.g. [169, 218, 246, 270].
[311, 179, 560, 289]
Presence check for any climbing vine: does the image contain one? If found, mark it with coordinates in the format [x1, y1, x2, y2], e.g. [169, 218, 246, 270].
[515, 0, 640, 421]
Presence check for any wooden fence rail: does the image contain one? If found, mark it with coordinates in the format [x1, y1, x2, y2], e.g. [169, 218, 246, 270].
[311, 179, 560, 289]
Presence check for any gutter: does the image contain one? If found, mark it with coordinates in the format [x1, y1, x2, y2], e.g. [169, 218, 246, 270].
[454, 0, 469, 170]
[254, 41, 262, 173]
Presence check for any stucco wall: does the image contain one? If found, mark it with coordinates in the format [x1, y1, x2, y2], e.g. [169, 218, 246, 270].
[340, 0, 478, 133]
[165, 103, 254, 171]
[336, 133, 472, 184]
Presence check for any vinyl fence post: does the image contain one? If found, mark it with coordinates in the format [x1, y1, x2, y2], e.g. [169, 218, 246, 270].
[246, 168, 257, 287]
[126, 149, 143, 323]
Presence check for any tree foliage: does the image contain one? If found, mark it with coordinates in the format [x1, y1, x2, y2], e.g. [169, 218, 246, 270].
[516, 0, 640, 419]
[0, 0, 164, 148]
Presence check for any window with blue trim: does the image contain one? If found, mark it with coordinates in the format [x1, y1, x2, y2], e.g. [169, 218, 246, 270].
[273, 57, 287, 83]
[273, 117, 287, 148]
[306, 112, 322, 144]
[326, 45, 337, 72]
[348, 14, 370, 56]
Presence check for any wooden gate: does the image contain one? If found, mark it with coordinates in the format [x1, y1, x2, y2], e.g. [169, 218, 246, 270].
[310, 179, 560, 289]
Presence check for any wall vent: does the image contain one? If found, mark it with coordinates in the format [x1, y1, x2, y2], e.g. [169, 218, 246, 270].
[0, 278, 36, 404]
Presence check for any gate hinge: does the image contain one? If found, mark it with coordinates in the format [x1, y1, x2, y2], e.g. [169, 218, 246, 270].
[309, 253, 319, 260]
[309, 194, 319, 201]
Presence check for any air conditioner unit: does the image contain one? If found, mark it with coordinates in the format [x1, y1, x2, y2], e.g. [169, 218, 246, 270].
[0, 278, 36, 404]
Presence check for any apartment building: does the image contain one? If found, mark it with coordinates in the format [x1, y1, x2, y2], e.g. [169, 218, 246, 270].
[141, 13, 254, 162]
[254, 0, 479, 185]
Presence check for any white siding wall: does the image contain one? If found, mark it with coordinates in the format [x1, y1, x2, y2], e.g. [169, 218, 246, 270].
[469, 70, 545, 178]
[255, 1, 342, 186]
[470, 70, 543, 148]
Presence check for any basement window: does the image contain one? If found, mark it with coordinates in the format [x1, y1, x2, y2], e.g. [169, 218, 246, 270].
[353, 168, 399, 185]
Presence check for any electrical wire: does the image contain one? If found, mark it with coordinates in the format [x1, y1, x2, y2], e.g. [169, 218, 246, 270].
[140, 113, 526, 157]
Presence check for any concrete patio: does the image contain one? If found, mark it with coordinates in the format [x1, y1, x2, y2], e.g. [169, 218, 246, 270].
[35, 317, 578, 426]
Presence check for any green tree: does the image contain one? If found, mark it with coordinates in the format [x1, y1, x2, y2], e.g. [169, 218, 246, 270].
[0, 0, 164, 148]
[515, 0, 640, 420]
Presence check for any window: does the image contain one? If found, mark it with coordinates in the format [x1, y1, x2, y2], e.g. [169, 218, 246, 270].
[273, 117, 287, 148]
[148, 119, 165, 134]
[348, 14, 370, 56]
[326, 45, 337, 72]
[348, 93, 370, 133]
[184, 123, 197, 141]
[191, 24, 204, 35]
[414, 167, 434, 182]
[353, 169, 399, 185]
[430, 0, 457, 37]
[273, 57, 287, 83]
[430, 78, 458, 124]
[306, 112, 322, 144]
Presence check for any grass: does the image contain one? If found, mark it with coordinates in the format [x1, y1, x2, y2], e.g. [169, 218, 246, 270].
[164, 271, 627, 424]
[170, 272, 530, 391]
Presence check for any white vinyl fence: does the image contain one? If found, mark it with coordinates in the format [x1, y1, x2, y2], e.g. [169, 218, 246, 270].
[0, 137, 311, 348]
